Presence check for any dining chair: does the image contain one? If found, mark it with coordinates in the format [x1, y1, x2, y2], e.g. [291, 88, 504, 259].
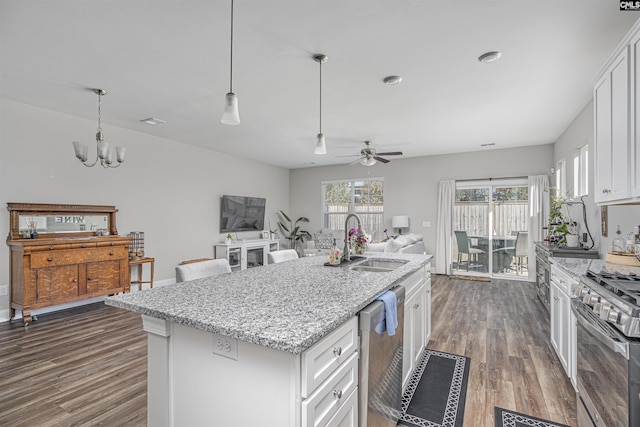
[267, 249, 299, 264]
[454, 231, 485, 271]
[175, 258, 232, 282]
[504, 231, 528, 274]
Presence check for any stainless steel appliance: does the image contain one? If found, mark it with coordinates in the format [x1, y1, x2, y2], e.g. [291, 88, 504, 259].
[534, 242, 598, 310]
[359, 285, 405, 427]
[571, 271, 640, 427]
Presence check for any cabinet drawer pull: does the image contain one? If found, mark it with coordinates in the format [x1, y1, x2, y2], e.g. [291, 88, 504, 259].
[87, 277, 92, 281]
[333, 347, 342, 357]
[47, 257, 53, 262]
[109, 252, 114, 256]
[333, 389, 343, 399]
[413, 303, 419, 309]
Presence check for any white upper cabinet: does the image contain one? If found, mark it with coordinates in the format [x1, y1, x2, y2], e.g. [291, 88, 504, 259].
[594, 20, 640, 204]
[594, 47, 630, 203]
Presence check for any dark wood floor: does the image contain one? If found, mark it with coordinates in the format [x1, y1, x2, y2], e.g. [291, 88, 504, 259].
[428, 275, 577, 427]
[0, 275, 576, 427]
[0, 303, 147, 426]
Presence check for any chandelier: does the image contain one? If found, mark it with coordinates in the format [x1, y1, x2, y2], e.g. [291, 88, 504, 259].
[72, 89, 125, 168]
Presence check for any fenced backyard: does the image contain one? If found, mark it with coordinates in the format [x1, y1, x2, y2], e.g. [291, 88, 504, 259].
[454, 201, 528, 237]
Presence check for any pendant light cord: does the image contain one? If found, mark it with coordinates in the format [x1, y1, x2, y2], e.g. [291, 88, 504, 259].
[229, 0, 234, 93]
[319, 59, 322, 133]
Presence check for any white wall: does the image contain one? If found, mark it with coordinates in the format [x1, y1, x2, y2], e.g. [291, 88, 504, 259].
[289, 144, 554, 257]
[0, 99, 290, 317]
[554, 99, 640, 256]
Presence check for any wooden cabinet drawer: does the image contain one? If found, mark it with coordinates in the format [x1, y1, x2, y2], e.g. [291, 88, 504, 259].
[31, 246, 127, 268]
[301, 317, 358, 398]
[302, 352, 358, 427]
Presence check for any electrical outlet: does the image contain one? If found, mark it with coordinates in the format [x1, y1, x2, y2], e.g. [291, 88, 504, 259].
[0, 285, 7, 296]
[212, 333, 238, 360]
[422, 221, 431, 227]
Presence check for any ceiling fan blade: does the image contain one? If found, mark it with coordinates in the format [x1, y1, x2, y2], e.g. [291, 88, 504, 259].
[373, 156, 390, 163]
[376, 151, 403, 156]
[335, 154, 361, 158]
[350, 157, 365, 165]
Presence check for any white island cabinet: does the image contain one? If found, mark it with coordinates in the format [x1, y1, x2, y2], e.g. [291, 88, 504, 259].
[144, 315, 359, 427]
[106, 253, 432, 427]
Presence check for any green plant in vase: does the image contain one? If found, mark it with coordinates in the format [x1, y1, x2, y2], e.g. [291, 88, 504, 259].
[277, 210, 312, 252]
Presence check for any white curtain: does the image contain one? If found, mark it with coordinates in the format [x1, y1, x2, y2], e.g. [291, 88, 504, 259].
[435, 180, 455, 275]
[528, 175, 549, 281]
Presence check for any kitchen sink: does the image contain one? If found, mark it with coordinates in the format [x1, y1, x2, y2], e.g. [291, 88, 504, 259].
[350, 258, 408, 272]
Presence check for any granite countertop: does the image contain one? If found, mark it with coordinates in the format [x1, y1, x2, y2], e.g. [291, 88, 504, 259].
[534, 241, 599, 258]
[551, 256, 640, 278]
[106, 252, 431, 354]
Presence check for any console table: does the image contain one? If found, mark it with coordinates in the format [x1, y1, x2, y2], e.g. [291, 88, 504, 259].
[214, 240, 279, 271]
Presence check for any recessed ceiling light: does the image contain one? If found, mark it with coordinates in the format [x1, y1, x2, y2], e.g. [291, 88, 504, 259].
[478, 51, 501, 63]
[383, 76, 403, 85]
[481, 143, 496, 147]
[140, 117, 165, 125]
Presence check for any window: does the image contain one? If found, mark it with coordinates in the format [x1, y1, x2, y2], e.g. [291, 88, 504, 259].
[556, 159, 566, 197]
[321, 178, 384, 238]
[573, 143, 589, 197]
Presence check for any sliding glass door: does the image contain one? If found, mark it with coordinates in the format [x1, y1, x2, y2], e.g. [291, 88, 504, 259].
[453, 179, 529, 279]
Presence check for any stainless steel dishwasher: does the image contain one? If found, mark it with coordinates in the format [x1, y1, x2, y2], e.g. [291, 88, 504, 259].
[359, 285, 405, 427]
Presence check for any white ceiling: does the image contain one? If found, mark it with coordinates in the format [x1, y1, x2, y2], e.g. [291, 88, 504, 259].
[1, 1, 637, 169]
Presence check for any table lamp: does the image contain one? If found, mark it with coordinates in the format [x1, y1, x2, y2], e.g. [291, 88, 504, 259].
[392, 215, 409, 235]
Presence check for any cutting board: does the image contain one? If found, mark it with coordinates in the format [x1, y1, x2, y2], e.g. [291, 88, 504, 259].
[605, 251, 640, 266]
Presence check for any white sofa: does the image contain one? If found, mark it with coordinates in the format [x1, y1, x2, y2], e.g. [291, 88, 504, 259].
[366, 233, 426, 254]
[304, 231, 426, 256]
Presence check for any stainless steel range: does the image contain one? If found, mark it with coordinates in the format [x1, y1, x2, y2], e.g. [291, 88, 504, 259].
[571, 270, 640, 427]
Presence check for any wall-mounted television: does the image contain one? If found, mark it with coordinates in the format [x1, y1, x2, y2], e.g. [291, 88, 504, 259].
[220, 195, 266, 233]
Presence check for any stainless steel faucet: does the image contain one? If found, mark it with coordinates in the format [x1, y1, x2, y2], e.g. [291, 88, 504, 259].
[343, 213, 363, 262]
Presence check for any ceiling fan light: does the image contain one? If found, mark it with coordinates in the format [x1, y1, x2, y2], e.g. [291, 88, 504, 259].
[221, 92, 240, 125]
[315, 133, 327, 155]
[360, 157, 376, 167]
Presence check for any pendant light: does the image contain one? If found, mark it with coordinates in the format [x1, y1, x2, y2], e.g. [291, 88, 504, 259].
[221, 0, 240, 125]
[314, 54, 327, 155]
[72, 89, 126, 168]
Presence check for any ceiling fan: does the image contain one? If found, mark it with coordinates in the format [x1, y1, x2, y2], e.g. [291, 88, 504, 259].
[342, 141, 403, 166]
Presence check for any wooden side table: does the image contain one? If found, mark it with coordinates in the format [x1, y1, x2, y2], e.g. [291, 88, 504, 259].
[130, 257, 155, 290]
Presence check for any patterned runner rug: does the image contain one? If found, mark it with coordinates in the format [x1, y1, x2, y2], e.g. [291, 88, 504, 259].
[494, 407, 570, 427]
[398, 349, 470, 427]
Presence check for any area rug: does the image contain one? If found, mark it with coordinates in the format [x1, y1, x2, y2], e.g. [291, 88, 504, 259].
[398, 349, 470, 427]
[494, 407, 570, 427]
[449, 275, 491, 282]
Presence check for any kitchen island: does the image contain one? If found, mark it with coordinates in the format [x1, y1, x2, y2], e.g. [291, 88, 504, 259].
[106, 252, 431, 427]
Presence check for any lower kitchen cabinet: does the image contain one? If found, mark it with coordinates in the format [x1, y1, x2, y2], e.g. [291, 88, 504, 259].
[550, 264, 577, 387]
[143, 315, 359, 427]
[402, 261, 431, 392]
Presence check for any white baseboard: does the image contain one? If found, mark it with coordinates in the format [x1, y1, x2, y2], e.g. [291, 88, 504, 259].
[0, 309, 9, 323]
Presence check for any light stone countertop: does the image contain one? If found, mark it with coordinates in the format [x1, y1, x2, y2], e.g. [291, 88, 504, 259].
[106, 253, 431, 354]
[551, 256, 640, 279]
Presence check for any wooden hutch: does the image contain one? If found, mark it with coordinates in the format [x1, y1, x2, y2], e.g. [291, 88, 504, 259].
[6, 203, 131, 324]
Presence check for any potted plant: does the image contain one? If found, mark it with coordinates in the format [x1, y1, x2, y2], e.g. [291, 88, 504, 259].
[546, 187, 579, 245]
[277, 210, 312, 252]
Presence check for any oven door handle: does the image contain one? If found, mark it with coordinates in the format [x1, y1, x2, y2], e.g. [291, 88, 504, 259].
[570, 299, 629, 359]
